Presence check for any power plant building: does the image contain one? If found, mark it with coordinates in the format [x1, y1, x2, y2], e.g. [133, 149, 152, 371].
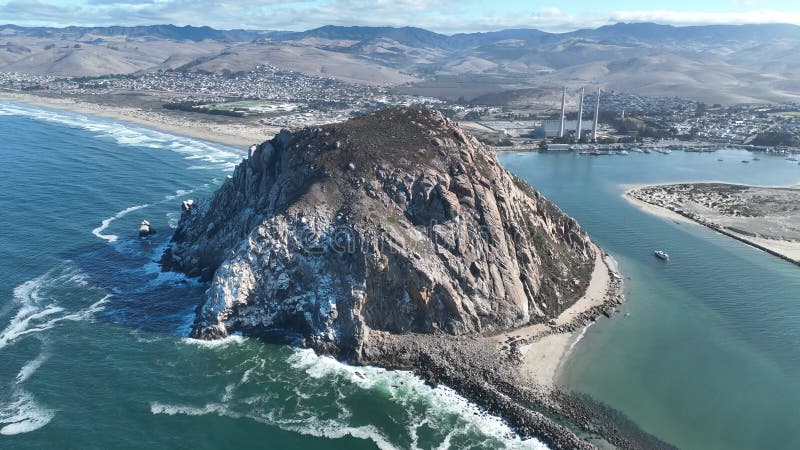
[542, 87, 600, 139]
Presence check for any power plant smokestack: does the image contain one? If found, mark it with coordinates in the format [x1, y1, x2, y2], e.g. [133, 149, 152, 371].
[576, 87, 585, 141]
[593, 88, 601, 143]
[558, 86, 567, 138]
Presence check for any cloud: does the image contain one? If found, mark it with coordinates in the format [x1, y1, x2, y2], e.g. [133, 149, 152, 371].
[609, 9, 800, 27]
[0, 0, 81, 25]
[0, 1, 799, 33]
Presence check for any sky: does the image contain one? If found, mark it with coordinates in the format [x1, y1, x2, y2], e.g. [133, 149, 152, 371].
[1, 0, 800, 33]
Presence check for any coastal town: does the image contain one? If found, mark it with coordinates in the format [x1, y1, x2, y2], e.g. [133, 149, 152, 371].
[0, 66, 447, 129]
[2, 69, 800, 155]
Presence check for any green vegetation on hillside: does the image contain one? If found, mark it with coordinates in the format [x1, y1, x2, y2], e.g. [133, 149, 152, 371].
[751, 131, 800, 147]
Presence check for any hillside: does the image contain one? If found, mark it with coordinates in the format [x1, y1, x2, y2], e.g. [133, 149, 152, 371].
[162, 107, 596, 348]
[2, 22, 800, 102]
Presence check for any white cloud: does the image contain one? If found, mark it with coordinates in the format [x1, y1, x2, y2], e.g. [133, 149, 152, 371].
[0, 1, 799, 33]
[610, 9, 800, 26]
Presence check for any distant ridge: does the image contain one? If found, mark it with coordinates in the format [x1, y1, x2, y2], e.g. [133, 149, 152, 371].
[2, 22, 799, 46]
[2, 22, 800, 103]
[572, 22, 800, 43]
[0, 24, 268, 42]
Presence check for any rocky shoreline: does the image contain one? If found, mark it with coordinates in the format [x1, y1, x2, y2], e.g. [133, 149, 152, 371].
[161, 107, 675, 448]
[358, 250, 676, 450]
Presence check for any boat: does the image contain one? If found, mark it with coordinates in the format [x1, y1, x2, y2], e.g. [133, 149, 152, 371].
[718, 158, 724, 162]
[741, 160, 750, 163]
[654, 250, 670, 260]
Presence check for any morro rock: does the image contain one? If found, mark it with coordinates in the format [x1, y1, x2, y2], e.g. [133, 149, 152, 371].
[161, 107, 595, 360]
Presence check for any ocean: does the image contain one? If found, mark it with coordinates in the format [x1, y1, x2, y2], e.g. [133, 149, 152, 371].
[0, 101, 544, 450]
[2, 100, 799, 449]
[500, 150, 800, 450]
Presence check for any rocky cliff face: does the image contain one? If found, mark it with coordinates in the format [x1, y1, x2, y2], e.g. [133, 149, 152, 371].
[162, 107, 595, 359]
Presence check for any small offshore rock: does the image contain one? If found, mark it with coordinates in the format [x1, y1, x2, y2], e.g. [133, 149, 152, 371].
[138, 219, 156, 238]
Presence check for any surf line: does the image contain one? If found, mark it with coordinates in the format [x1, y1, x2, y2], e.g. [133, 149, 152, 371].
[91, 204, 150, 242]
[92, 181, 214, 244]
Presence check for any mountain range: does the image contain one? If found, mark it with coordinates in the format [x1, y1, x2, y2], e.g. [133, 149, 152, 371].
[2, 22, 799, 104]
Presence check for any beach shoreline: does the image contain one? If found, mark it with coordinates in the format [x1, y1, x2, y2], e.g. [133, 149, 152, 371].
[488, 244, 622, 389]
[362, 244, 639, 449]
[363, 242, 644, 449]
[624, 183, 800, 265]
[0, 91, 274, 148]
[622, 183, 698, 225]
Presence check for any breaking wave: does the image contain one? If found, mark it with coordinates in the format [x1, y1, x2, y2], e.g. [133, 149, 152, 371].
[0, 388, 55, 436]
[180, 334, 246, 349]
[151, 344, 548, 450]
[1, 343, 54, 436]
[0, 101, 243, 172]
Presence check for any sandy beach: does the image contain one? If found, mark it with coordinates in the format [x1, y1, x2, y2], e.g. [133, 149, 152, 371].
[622, 183, 697, 225]
[624, 183, 800, 265]
[0, 91, 275, 148]
[488, 244, 622, 389]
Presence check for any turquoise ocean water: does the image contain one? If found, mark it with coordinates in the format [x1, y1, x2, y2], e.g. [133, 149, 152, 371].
[0, 101, 543, 450]
[500, 150, 800, 450]
[2, 100, 799, 449]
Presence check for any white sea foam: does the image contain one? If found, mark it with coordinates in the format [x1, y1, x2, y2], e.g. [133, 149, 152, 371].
[16, 352, 48, 384]
[0, 389, 55, 436]
[139, 241, 200, 288]
[151, 346, 547, 449]
[279, 421, 396, 450]
[566, 323, 592, 356]
[0, 267, 109, 349]
[92, 204, 150, 242]
[150, 402, 237, 417]
[163, 189, 195, 201]
[0, 267, 104, 434]
[93, 182, 206, 245]
[180, 334, 246, 349]
[286, 349, 548, 449]
[0, 101, 243, 171]
[166, 211, 181, 229]
[0, 273, 61, 349]
[150, 400, 397, 449]
[145, 268, 194, 287]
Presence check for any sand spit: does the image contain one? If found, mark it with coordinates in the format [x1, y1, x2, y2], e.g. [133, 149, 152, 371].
[625, 183, 800, 265]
